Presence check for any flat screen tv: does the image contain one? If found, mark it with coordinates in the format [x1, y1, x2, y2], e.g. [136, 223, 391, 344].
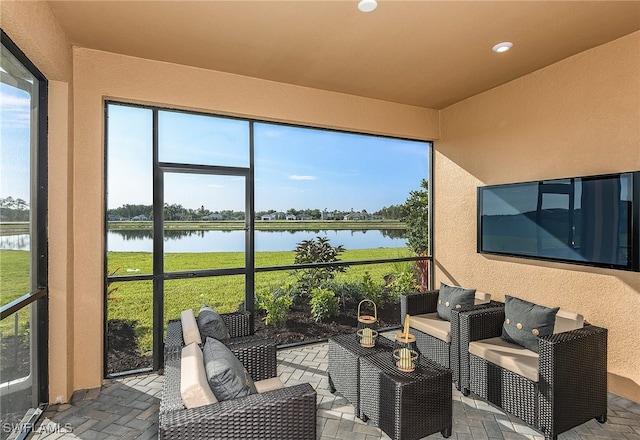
[478, 172, 639, 271]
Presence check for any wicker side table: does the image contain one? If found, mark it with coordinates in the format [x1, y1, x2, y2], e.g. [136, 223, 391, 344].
[328, 333, 393, 418]
[359, 352, 452, 440]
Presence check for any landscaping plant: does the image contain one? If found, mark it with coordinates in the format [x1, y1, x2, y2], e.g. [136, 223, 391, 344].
[309, 287, 340, 322]
[293, 236, 346, 294]
[256, 282, 294, 326]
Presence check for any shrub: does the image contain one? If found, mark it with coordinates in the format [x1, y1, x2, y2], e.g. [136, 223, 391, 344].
[310, 287, 340, 322]
[386, 269, 418, 299]
[293, 236, 346, 294]
[256, 282, 294, 326]
[360, 271, 385, 307]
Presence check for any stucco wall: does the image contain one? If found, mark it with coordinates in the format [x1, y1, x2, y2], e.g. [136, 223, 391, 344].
[435, 31, 640, 401]
[0, 0, 75, 404]
[71, 47, 439, 391]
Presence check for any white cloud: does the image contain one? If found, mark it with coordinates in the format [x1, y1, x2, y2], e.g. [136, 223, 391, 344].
[289, 175, 317, 181]
[207, 184, 225, 188]
[0, 92, 31, 129]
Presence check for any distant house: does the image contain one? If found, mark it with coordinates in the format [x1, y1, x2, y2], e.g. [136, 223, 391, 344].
[285, 214, 297, 220]
[296, 214, 311, 220]
[202, 213, 222, 220]
[131, 214, 148, 221]
[108, 214, 124, 221]
[343, 211, 368, 221]
[261, 212, 286, 221]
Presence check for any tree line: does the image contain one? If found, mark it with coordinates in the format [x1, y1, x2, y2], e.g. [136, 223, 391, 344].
[107, 202, 410, 222]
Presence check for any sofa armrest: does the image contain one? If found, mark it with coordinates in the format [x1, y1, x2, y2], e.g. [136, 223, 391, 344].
[538, 324, 608, 435]
[221, 311, 253, 338]
[454, 304, 505, 394]
[400, 289, 439, 323]
[223, 335, 277, 381]
[159, 383, 317, 440]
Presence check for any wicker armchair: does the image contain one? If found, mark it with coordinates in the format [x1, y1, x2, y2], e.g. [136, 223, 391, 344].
[400, 289, 502, 387]
[159, 337, 317, 440]
[165, 312, 277, 380]
[464, 307, 607, 440]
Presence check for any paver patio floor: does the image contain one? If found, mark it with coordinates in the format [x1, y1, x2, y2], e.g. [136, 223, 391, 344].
[28, 340, 640, 440]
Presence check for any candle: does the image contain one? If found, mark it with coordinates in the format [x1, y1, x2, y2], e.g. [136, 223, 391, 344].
[403, 314, 411, 340]
[398, 347, 413, 371]
[361, 327, 373, 347]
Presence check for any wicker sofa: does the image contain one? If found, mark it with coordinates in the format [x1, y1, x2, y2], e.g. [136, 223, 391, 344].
[159, 314, 318, 440]
[400, 288, 503, 388]
[463, 304, 608, 440]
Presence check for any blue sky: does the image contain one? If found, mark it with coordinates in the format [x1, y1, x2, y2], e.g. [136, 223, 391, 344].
[0, 82, 32, 203]
[107, 104, 429, 213]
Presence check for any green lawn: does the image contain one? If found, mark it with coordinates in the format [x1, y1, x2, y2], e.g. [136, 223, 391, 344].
[1, 247, 416, 353]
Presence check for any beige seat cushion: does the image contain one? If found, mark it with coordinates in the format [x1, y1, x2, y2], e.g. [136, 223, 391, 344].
[181, 309, 202, 345]
[181, 342, 218, 408]
[470, 308, 584, 383]
[410, 313, 451, 343]
[469, 337, 539, 382]
[254, 377, 285, 393]
[554, 308, 584, 334]
[474, 291, 491, 305]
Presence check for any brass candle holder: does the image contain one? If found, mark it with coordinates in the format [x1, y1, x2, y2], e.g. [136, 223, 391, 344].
[356, 299, 378, 348]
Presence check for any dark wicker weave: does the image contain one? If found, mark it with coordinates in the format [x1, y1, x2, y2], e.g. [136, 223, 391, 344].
[465, 306, 608, 440]
[359, 352, 452, 440]
[401, 289, 503, 387]
[165, 310, 253, 348]
[327, 333, 393, 418]
[453, 303, 506, 395]
[159, 343, 317, 440]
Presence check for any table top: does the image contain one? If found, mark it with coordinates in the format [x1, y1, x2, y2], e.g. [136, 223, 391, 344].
[361, 351, 451, 382]
[329, 332, 394, 354]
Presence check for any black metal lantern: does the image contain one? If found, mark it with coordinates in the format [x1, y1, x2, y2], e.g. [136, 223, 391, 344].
[356, 299, 378, 348]
[393, 314, 420, 372]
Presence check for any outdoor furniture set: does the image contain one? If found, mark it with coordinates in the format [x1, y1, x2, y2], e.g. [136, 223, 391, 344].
[400, 284, 608, 440]
[159, 307, 317, 440]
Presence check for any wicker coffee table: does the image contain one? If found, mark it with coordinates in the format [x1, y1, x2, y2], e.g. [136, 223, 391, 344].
[359, 352, 452, 440]
[328, 333, 393, 418]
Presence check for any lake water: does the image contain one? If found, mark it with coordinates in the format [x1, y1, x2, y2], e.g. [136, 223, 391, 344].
[0, 229, 407, 252]
[109, 229, 407, 252]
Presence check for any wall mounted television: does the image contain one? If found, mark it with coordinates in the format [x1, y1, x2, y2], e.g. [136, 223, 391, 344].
[478, 171, 639, 271]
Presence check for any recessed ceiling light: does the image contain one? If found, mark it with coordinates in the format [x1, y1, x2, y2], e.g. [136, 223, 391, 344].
[492, 42, 513, 53]
[358, 0, 377, 13]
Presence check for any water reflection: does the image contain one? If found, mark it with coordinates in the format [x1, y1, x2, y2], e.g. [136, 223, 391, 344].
[0, 234, 30, 250]
[107, 228, 407, 252]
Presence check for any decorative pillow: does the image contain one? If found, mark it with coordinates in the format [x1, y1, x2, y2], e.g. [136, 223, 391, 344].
[202, 337, 257, 401]
[436, 283, 476, 321]
[180, 309, 202, 345]
[197, 306, 230, 340]
[180, 342, 217, 408]
[501, 295, 559, 353]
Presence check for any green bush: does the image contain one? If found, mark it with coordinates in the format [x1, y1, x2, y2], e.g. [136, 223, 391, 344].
[310, 287, 340, 322]
[293, 236, 346, 294]
[256, 282, 294, 326]
[360, 271, 385, 306]
[386, 270, 418, 299]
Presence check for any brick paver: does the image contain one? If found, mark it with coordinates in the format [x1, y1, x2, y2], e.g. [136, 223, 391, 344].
[25, 341, 640, 440]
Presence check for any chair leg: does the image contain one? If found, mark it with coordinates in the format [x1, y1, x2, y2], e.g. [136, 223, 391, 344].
[462, 388, 470, 397]
[596, 414, 607, 424]
[441, 427, 451, 438]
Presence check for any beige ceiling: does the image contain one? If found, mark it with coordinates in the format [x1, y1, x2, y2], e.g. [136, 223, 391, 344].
[46, 0, 640, 109]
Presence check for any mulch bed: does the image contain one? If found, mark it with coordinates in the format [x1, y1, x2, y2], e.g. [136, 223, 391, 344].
[107, 296, 400, 374]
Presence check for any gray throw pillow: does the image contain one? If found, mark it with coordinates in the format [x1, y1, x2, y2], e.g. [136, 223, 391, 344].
[501, 295, 559, 353]
[202, 337, 257, 401]
[436, 283, 476, 321]
[197, 306, 230, 340]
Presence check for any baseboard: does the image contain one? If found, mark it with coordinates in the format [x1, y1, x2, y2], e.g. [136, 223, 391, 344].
[608, 372, 640, 404]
